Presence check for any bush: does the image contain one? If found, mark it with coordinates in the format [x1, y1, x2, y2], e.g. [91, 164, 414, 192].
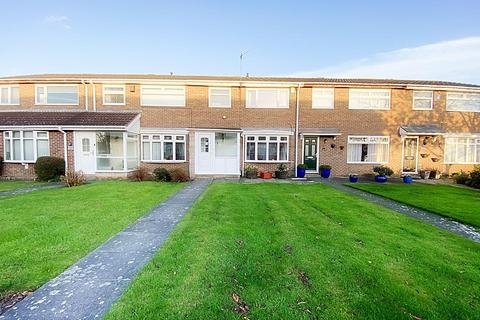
[319, 164, 332, 170]
[276, 163, 288, 172]
[244, 165, 258, 179]
[453, 171, 470, 185]
[128, 167, 149, 182]
[297, 164, 308, 169]
[35, 156, 65, 181]
[0, 156, 3, 175]
[61, 170, 86, 187]
[466, 166, 480, 189]
[373, 166, 394, 176]
[169, 168, 189, 182]
[153, 168, 171, 182]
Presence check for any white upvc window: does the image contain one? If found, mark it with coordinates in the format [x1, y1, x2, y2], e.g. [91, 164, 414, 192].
[349, 89, 391, 110]
[3, 131, 49, 163]
[246, 88, 289, 108]
[245, 135, 289, 162]
[347, 136, 389, 164]
[446, 92, 480, 112]
[35, 85, 79, 105]
[208, 88, 231, 108]
[140, 86, 186, 107]
[312, 88, 334, 109]
[141, 134, 186, 162]
[444, 136, 480, 164]
[412, 90, 433, 110]
[103, 85, 125, 105]
[0, 85, 20, 105]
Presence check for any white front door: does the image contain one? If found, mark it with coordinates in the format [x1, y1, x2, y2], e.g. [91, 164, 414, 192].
[195, 131, 240, 175]
[195, 132, 214, 174]
[74, 132, 96, 174]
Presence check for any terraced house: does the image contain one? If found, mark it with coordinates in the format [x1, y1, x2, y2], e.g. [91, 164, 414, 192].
[0, 74, 479, 179]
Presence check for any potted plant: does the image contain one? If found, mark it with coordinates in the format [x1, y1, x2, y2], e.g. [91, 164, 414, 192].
[429, 169, 442, 179]
[349, 174, 359, 183]
[373, 166, 393, 183]
[319, 164, 332, 178]
[403, 174, 413, 183]
[244, 165, 258, 179]
[275, 163, 289, 179]
[420, 169, 431, 180]
[260, 171, 273, 179]
[297, 164, 307, 178]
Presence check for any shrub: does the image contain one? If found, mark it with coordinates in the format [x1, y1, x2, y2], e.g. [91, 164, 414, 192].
[153, 167, 171, 182]
[453, 171, 470, 185]
[35, 156, 65, 181]
[0, 156, 3, 175]
[373, 166, 394, 176]
[169, 168, 189, 182]
[297, 164, 308, 169]
[128, 167, 149, 182]
[276, 163, 288, 172]
[319, 164, 332, 170]
[61, 170, 86, 187]
[244, 165, 258, 179]
[466, 166, 480, 189]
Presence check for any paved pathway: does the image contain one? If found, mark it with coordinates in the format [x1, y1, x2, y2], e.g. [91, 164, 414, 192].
[1, 179, 211, 320]
[0, 183, 63, 197]
[317, 178, 480, 243]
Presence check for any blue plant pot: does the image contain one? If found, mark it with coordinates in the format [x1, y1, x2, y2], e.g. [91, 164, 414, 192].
[297, 167, 306, 178]
[349, 175, 358, 183]
[403, 176, 413, 183]
[375, 175, 388, 183]
[320, 168, 331, 178]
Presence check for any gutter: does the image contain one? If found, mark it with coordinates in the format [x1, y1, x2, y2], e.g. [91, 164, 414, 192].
[90, 80, 96, 112]
[81, 80, 89, 111]
[294, 83, 303, 176]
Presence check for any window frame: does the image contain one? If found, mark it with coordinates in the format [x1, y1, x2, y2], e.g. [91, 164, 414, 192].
[244, 135, 289, 163]
[412, 90, 434, 110]
[3, 130, 50, 163]
[102, 85, 126, 105]
[35, 84, 79, 105]
[0, 85, 20, 105]
[246, 88, 290, 109]
[446, 92, 480, 113]
[141, 134, 186, 163]
[140, 85, 186, 107]
[312, 88, 334, 109]
[444, 136, 480, 164]
[347, 135, 390, 164]
[208, 87, 231, 108]
[348, 89, 391, 110]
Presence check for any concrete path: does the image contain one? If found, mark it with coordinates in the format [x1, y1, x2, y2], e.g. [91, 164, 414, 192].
[317, 178, 480, 244]
[1, 179, 211, 320]
[0, 183, 63, 197]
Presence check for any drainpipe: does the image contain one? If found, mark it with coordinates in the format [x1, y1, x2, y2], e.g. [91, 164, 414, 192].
[90, 80, 96, 112]
[82, 80, 89, 111]
[58, 127, 68, 172]
[294, 83, 302, 176]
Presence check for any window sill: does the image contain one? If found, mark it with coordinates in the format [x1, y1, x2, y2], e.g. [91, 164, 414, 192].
[103, 103, 126, 106]
[3, 160, 36, 164]
[348, 107, 390, 110]
[35, 103, 80, 106]
[347, 162, 388, 164]
[244, 160, 290, 163]
[208, 105, 231, 108]
[141, 104, 186, 108]
[141, 160, 187, 163]
[446, 109, 480, 113]
[412, 108, 433, 111]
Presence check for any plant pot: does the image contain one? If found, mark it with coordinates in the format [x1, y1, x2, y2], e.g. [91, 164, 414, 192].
[420, 170, 431, 179]
[349, 175, 358, 183]
[260, 172, 272, 179]
[429, 170, 441, 179]
[244, 171, 257, 179]
[403, 176, 413, 183]
[320, 168, 331, 178]
[297, 167, 306, 178]
[275, 171, 288, 179]
[374, 175, 388, 183]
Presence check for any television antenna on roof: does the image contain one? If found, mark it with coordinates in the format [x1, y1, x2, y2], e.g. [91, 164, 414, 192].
[239, 50, 249, 76]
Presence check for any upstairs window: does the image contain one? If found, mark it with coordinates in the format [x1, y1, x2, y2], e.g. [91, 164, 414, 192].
[245, 135, 288, 162]
[312, 88, 334, 109]
[4, 131, 49, 162]
[0, 85, 19, 105]
[349, 89, 390, 110]
[103, 85, 125, 105]
[142, 134, 186, 162]
[141, 86, 185, 107]
[246, 88, 289, 108]
[446, 92, 480, 112]
[209, 88, 231, 108]
[412, 91, 433, 110]
[347, 136, 389, 163]
[35, 85, 78, 105]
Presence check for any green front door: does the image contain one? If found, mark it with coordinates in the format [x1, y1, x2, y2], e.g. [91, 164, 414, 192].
[303, 136, 317, 171]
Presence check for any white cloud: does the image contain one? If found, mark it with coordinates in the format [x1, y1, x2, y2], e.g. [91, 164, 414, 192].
[44, 15, 71, 29]
[293, 37, 480, 84]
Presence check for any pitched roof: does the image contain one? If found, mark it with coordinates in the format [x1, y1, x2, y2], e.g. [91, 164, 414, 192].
[0, 111, 139, 127]
[0, 73, 479, 89]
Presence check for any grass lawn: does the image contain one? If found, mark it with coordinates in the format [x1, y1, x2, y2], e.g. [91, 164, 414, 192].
[0, 181, 45, 192]
[0, 181, 183, 299]
[105, 183, 480, 320]
[346, 183, 480, 228]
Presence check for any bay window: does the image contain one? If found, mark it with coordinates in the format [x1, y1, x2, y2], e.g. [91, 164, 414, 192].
[103, 85, 125, 105]
[0, 85, 19, 105]
[246, 88, 289, 108]
[349, 89, 390, 110]
[141, 86, 185, 107]
[36, 85, 78, 105]
[347, 136, 389, 163]
[444, 136, 480, 164]
[245, 135, 288, 162]
[142, 134, 186, 162]
[446, 92, 480, 112]
[3, 131, 49, 162]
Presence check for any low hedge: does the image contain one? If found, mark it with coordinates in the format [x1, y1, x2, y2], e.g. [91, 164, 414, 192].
[35, 156, 65, 181]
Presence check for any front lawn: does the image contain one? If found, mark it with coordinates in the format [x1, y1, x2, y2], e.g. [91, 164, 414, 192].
[0, 181, 183, 299]
[347, 183, 480, 228]
[0, 181, 44, 192]
[106, 183, 480, 320]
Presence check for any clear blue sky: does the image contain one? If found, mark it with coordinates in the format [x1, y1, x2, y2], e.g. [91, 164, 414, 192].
[2, 0, 480, 82]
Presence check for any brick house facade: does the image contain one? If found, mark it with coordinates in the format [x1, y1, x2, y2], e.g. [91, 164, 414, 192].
[0, 74, 479, 179]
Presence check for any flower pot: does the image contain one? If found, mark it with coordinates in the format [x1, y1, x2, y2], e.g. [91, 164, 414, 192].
[275, 171, 288, 179]
[244, 170, 257, 179]
[297, 167, 306, 178]
[320, 168, 331, 178]
[403, 176, 413, 183]
[260, 172, 272, 179]
[375, 175, 388, 183]
[420, 170, 431, 180]
[349, 175, 358, 183]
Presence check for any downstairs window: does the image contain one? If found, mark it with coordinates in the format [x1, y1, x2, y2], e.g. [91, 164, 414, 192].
[3, 131, 49, 162]
[245, 135, 288, 162]
[347, 136, 389, 163]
